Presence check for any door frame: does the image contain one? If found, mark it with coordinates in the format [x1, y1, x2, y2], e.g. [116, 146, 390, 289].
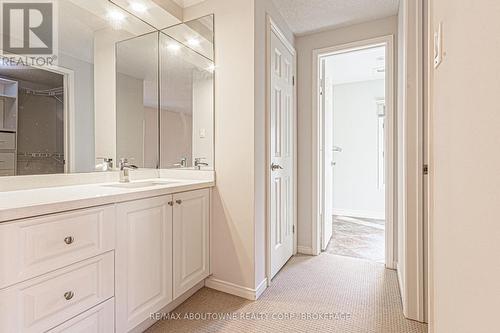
[311, 35, 396, 269]
[0, 57, 75, 173]
[265, 15, 298, 285]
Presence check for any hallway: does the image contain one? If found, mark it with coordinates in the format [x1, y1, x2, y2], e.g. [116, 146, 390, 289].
[147, 254, 427, 333]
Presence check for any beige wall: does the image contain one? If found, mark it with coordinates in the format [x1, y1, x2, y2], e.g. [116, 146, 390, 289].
[430, 0, 500, 332]
[295, 16, 398, 251]
[184, 0, 258, 290]
[185, 0, 293, 292]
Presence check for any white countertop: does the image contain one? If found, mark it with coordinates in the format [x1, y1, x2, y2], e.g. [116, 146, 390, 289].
[0, 178, 214, 223]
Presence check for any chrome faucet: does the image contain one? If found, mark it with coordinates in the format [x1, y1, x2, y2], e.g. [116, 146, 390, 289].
[174, 157, 188, 168]
[194, 157, 208, 170]
[119, 158, 138, 183]
[96, 157, 113, 171]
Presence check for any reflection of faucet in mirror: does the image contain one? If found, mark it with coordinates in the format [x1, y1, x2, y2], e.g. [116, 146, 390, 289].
[174, 157, 188, 168]
[119, 158, 138, 183]
[96, 158, 113, 171]
[194, 157, 209, 170]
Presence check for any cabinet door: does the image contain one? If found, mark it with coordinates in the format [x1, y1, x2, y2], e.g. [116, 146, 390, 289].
[173, 189, 210, 298]
[115, 195, 173, 333]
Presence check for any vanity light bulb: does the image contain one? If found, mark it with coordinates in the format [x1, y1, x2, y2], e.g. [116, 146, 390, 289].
[107, 10, 126, 29]
[130, 2, 147, 13]
[187, 38, 200, 47]
[167, 43, 181, 52]
[207, 64, 216, 73]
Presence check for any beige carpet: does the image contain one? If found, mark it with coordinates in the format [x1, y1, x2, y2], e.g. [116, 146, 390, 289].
[147, 254, 427, 333]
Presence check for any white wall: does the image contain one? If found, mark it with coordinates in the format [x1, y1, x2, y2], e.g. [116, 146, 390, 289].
[296, 16, 398, 252]
[431, 0, 500, 332]
[116, 73, 145, 167]
[160, 109, 193, 167]
[331, 79, 386, 219]
[192, 72, 214, 167]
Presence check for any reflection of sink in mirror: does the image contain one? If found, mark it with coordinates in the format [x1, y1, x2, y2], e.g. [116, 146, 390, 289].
[102, 181, 179, 189]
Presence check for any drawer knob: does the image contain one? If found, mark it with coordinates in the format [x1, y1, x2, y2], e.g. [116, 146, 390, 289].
[64, 236, 74, 245]
[176, 199, 182, 205]
[168, 201, 174, 206]
[64, 291, 74, 300]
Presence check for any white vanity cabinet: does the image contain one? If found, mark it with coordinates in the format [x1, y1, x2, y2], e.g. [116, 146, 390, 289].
[0, 185, 211, 333]
[115, 195, 174, 333]
[173, 189, 210, 298]
[115, 188, 210, 333]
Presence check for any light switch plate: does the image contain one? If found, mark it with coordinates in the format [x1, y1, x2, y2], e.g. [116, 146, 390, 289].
[199, 128, 206, 138]
[434, 22, 443, 69]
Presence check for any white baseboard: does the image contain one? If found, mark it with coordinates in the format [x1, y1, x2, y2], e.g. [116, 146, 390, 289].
[297, 246, 315, 255]
[333, 208, 385, 220]
[130, 280, 205, 333]
[205, 277, 267, 301]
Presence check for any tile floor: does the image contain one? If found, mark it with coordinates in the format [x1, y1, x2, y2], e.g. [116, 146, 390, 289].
[325, 215, 385, 264]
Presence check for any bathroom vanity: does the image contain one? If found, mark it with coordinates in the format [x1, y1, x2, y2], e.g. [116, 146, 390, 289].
[0, 1, 216, 331]
[0, 172, 214, 333]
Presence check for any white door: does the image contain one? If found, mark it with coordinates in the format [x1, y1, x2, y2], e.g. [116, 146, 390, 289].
[270, 30, 294, 278]
[173, 189, 210, 298]
[321, 59, 334, 250]
[115, 195, 173, 333]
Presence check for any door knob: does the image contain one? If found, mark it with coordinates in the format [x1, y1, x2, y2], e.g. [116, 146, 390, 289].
[271, 163, 283, 171]
[64, 291, 75, 300]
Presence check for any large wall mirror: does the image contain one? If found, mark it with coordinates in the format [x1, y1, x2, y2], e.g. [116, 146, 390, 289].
[0, 0, 214, 177]
[116, 15, 214, 170]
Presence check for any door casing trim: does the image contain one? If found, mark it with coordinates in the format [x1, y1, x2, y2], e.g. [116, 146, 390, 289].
[311, 35, 396, 270]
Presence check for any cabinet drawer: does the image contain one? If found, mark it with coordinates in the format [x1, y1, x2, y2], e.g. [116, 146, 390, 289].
[47, 298, 114, 333]
[0, 131, 15, 150]
[0, 252, 114, 333]
[0, 205, 116, 288]
[0, 152, 15, 170]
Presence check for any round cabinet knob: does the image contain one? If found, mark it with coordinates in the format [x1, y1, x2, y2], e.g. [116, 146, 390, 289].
[64, 291, 75, 300]
[64, 236, 74, 245]
[176, 200, 182, 205]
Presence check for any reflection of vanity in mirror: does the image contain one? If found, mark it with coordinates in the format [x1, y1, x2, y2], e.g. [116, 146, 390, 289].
[0, 0, 214, 177]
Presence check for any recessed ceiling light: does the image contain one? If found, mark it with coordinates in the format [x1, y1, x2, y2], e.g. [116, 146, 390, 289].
[130, 2, 147, 13]
[187, 38, 200, 47]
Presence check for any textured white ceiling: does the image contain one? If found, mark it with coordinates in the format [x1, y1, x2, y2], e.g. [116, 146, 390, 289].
[272, 0, 399, 35]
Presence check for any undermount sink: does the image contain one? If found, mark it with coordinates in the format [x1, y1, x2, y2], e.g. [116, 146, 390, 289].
[102, 180, 179, 189]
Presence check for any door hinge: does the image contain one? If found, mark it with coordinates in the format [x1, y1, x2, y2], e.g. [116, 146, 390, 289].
[423, 164, 429, 175]
[293, 225, 295, 233]
[292, 76, 295, 86]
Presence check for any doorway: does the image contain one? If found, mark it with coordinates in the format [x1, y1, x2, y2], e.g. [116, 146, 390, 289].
[312, 36, 395, 268]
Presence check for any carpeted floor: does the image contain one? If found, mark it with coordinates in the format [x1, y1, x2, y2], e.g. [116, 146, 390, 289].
[146, 254, 427, 333]
[326, 215, 385, 263]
